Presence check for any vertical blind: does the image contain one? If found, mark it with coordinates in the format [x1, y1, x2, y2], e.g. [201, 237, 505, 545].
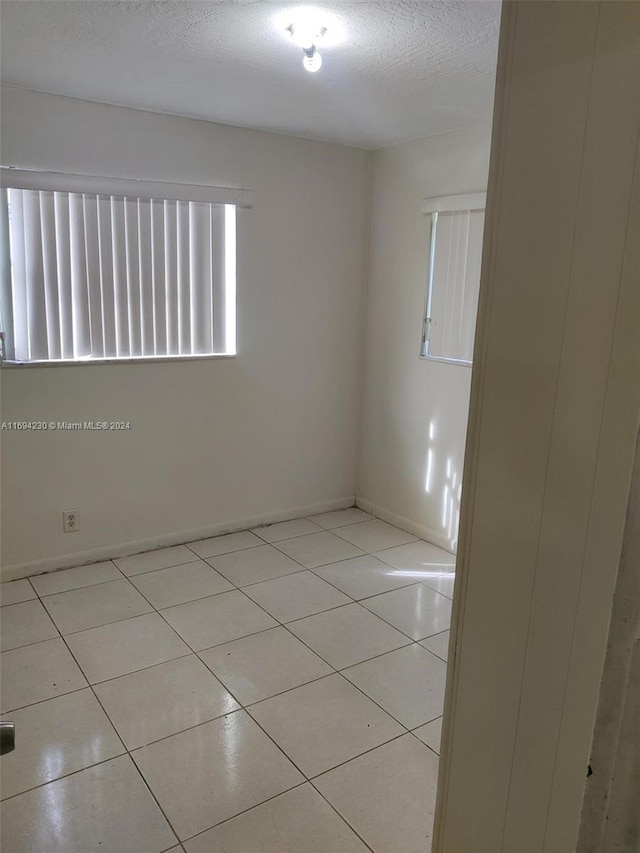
[0, 188, 237, 362]
[424, 208, 485, 363]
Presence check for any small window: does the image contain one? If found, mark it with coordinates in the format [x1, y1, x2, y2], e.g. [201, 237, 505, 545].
[0, 171, 252, 364]
[420, 193, 485, 364]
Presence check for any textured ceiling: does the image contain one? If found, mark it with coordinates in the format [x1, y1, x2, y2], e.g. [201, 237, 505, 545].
[0, 0, 500, 148]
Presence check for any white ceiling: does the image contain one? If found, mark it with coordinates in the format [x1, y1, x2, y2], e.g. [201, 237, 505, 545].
[0, 1, 500, 149]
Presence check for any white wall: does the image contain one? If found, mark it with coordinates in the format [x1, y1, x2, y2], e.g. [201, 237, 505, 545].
[0, 88, 370, 577]
[357, 125, 491, 551]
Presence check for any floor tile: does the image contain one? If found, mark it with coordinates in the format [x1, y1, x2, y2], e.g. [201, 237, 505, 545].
[199, 627, 332, 706]
[251, 517, 322, 543]
[161, 590, 277, 651]
[315, 734, 439, 853]
[314, 554, 416, 599]
[309, 508, 374, 529]
[133, 711, 303, 840]
[1, 638, 87, 713]
[41, 579, 152, 635]
[333, 519, 417, 552]
[0, 579, 36, 606]
[362, 583, 452, 641]
[0, 755, 176, 853]
[1, 689, 124, 800]
[95, 655, 239, 750]
[249, 674, 404, 778]
[420, 630, 450, 661]
[186, 530, 263, 559]
[130, 561, 233, 609]
[288, 603, 410, 669]
[273, 531, 365, 570]
[342, 644, 447, 728]
[207, 545, 303, 587]
[30, 561, 122, 597]
[375, 540, 456, 598]
[65, 613, 190, 684]
[243, 571, 351, 622]
[185, 784, 369, 853]
[1, 599, 58, 651]
[114, 545, 195, 577]
[413, 717, 443, 754]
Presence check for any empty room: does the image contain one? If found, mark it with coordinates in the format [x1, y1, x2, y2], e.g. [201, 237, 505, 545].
[1, 2, 639, 852]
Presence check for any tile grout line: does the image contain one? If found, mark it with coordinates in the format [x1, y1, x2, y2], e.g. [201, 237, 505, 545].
[209, 577, 442, 749]
[0, 703, 390, 828]
[0, 752, 129, 804]
[307, 780, 379, 853]
[2, 537, 446, 673]
[408, 726, 442, 759]
[3, 562, 448, 731]
[307, 729, 412, 783]
[305, 562, 418, 600]
[175, 779, 311, 848]
[113, 570, 357, 849]
[4, 554, 448, 715]
[273, 580, 449, 648]
[153, 569, 448, 795]
[114, 571, 345, 809]
[195, 529, 450, 647]
[1, 692, 430, 838]
[30, 561, 128, 595]
[23, 580, 184, 848]
[68, 659, 182, 845]
[2, 632, 442, 721]
[28, 575, 445, 653]
[1, 682, 97, 717]
[1, 522, 451, 846]
[411, 711, 445, 730]
[127, 554, 437, 811]
[185, 514, 374, 563]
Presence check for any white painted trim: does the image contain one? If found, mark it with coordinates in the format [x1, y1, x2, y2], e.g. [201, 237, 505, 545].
[2, 353, 236, 369]
[419, 354, 473, 367]
[0, 167, 254, 208]
[421, 192, 486, 214]
[355, 496, 456, 556]
[1, 496, 355, 581]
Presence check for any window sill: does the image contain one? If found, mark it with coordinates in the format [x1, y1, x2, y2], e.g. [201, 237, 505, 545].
[419, 354, 473, 367]
[1, 353, 237, 368]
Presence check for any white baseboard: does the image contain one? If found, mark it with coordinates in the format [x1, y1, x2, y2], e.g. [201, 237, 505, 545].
[2, 496, 356, 582]
[355, 496, 456, 556]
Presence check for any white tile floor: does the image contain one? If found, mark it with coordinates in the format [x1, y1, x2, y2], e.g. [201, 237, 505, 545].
[0, 511, 455, 853]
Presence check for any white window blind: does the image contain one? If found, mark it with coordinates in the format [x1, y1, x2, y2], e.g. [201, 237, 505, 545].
[0, 180, 242, 363]
[421, 194, 485, 364]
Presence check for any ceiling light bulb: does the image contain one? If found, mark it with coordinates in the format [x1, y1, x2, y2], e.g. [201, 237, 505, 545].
[303, 46, 322, 73]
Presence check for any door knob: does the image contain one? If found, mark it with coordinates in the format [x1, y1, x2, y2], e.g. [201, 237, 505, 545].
[0, 721, 15, 755]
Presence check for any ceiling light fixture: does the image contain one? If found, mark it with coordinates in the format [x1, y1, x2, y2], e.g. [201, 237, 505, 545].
[286, 14, 328, 73]
[287, 21, 326, 50]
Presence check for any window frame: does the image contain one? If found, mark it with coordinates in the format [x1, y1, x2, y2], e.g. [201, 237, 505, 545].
[419, 192, 486, 367]
[0, 167, 253, 367]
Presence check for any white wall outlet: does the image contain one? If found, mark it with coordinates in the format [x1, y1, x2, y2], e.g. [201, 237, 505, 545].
[63, 510, 80, 533]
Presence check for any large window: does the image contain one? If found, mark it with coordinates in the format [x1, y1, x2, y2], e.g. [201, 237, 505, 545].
[420, 192, 486, 364]
[0, 170, 252, 364]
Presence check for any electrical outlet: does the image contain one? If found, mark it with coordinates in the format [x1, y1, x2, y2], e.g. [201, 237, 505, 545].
[63, 510, 79, 533]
